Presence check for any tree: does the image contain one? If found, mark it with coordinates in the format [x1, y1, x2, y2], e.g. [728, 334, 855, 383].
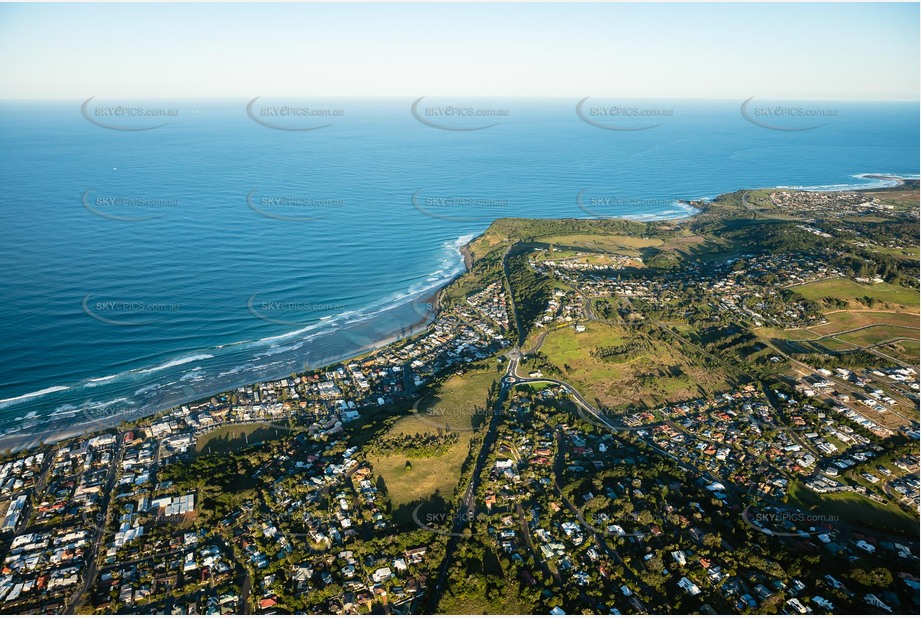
[849, 567, 893, 588]
[703, 533, 722, 549]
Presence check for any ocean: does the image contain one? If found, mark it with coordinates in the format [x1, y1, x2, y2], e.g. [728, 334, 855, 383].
[0, 97, 917, 449]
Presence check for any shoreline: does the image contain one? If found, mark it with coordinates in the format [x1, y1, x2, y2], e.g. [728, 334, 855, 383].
[0, 287, 443, 454]
[1, 174, 915, 455]
[779, 173, 918, 194]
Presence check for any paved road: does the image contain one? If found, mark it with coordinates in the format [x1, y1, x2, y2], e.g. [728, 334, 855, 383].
[501, 245, 526, 347]
[508, 368, 657, 433]
[426, 347, 640, 612]
[782, 349, 916, 428]
[14, 450, 52, 535]
[425, 355, 514, 613]
[741, 191, 760, 219]
[551, 428, 646, 585]
[543, 351, 921, 547]
[514, 501, 560, 585]
[65, 432, 126, 613]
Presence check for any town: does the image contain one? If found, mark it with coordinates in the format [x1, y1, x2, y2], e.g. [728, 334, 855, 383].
[0, 184, 918, 615]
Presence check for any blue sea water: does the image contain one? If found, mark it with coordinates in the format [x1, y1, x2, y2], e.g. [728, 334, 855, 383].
[0, 97, 917, 448]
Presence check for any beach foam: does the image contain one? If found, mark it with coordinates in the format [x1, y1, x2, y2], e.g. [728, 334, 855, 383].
[0, 385, 70, 409]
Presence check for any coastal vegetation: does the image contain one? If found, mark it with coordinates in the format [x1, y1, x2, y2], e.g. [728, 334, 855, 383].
[369, 431, 460, 459]
[3, 180, 917, 616]
[523, 322, 731, 410]
[195, 422, 291, 456]
[504, 252, 553, 342]
[535, 233, 663, 256]
[367, 364, 500, 508]
[786, 479, 917, 537]
[791, 279, 920, 307]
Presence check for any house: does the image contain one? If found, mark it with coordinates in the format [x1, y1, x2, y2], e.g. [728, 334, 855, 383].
[678, 577, 701, 596]
[863, 594, 892, 612]
[372, 567, 392, 583]
[404, 547, 427, 564]
[785, 598, 808, 614]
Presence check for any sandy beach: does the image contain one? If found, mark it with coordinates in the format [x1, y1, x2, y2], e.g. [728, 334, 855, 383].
[0, 277, 453, 454]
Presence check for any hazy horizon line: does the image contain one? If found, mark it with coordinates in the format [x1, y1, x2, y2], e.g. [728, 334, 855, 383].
[2, 96, 919, 103]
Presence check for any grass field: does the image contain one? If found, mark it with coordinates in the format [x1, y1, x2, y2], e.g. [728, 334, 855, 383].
[532, 249, 642, 268]
[809, 310, 920, 336]
[881, 339, 921, 366]
[787, 480, 917, 537]
[791, 279, 919, 307]
[368, 366, 501, 508]
[862, 187, 921, 211]
[532, 322, 728, 409]
[754, 326, 821, 341]
[757, 311, 920, 360]
[539, 234, 662, 257]
[195, 423, 291, 456]
[865, 244, 920, 261]
[835, 324, 920, 348]
[806, 338, 859, 352]
[659, 233, 707, 248]
[660, 321, 697, 336]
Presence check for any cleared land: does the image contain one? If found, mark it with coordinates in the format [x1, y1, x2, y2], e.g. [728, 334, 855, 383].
[658, 233, 712, 253]
[861, 187, 921, 210]
[791, 279, 919, 307]
[530, 322, 729, 409]
[864, 244, 920, 261]
[787, 480, 917, 537]
[835, 324, 919, 348]
[368, 366, 500, 508]
[754, 326, 819, 341]
[531, 233, 710, 263]
[881, 339, 921, 366]
[538, 234, 662, 257]
[759, 310, 920, 360]
[799, 338, 860, 353]
[809, 310, 920, 336]
[532, 250, 642, 268]
[195, 423, 290, 456]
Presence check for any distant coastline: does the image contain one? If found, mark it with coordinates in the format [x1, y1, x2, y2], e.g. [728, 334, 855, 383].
[1, 174, 916, 454]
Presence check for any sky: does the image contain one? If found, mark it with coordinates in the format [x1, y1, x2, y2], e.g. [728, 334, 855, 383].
[0, 2, 918, 101]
